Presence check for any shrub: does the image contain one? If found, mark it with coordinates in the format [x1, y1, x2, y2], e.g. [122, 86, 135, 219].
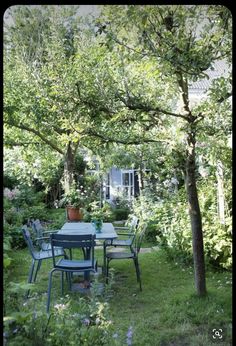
[21, 203, 49, 221]
[133, 183, 232, 270]
[3, 277, 125, 346]
[4, 223, 26, 250]
[113, 208, 130, 221]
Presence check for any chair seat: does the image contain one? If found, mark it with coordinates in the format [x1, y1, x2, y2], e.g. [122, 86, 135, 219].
[106, 251, 135, 260]
[41, 243, 62, 251]
[105, 238, 133, 247]
[55, 258, 97, 270]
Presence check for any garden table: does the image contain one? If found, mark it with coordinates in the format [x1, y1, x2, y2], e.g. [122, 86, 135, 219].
[58, 222, 117, 280]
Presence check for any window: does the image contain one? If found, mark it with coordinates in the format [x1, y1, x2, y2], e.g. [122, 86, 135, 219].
[121, 170, 134, 199]
[104, 173, 110, 200]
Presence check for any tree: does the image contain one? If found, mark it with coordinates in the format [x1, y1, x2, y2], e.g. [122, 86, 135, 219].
[4, 5, 100, 192]
[79, 5, 232, 295]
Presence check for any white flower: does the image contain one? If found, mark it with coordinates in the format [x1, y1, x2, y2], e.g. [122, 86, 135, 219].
[171, 177, 179, 185]
[54, 303, 67, 311]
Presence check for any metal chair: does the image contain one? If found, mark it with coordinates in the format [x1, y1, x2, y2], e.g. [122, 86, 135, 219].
[103, 215, 139, 272]
[22, 225, 65, 297]
[105, 223, 147, 291]
[47, 233, 98, 313]
[31, 219, 59, 251]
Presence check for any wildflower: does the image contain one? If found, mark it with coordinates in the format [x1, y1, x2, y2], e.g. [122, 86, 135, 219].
[54, 303, 67, 312]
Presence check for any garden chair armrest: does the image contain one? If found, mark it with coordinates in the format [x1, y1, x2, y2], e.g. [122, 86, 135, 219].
[114, 226, 130, 231]
[42, 229, 60, 235]
[36, 236, 50, 241]
[117, 232, 133, 236]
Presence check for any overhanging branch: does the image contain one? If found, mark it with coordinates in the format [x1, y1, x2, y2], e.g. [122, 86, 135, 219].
[4, 120, 64, 154]
[83, 129, 169, 146]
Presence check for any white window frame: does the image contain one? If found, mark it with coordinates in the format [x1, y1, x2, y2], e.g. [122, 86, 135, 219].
[104, 172, 111, 200]
[121, 170, 134, 200]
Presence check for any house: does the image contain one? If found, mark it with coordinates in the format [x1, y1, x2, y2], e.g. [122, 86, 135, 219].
[86, 60, 231, 205]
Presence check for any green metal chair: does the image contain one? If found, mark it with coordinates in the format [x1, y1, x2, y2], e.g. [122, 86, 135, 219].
[22, 225, 65, 297]
[105, 223, 147, 291]
[31, 219, 60, 251]
[103, 215, 139, 273]
[46, 233, 98, 313]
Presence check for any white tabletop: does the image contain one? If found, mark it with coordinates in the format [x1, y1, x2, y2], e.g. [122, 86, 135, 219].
[58, 222, 117, 240]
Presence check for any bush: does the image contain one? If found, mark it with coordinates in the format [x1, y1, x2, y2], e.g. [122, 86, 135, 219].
[3, 277, 124, 346]
[113, 208, 130, 221]
[21, 203, 49, 221]
[4, 223, 26, 250]
[133, 183, 232, 270]
[4, 208, 23, 226]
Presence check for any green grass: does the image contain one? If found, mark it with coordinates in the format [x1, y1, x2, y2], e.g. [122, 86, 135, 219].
[4, 244, 232, 345]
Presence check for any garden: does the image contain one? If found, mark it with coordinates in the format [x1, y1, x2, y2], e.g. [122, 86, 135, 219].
[4, 4, 232, 346]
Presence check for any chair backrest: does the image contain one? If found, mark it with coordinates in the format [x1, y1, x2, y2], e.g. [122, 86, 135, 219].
[128, 215, 139, 232]
[32, 219, 44, 238]
[132, 223, 147, 255]
[50, 233, 96, 268]
[22, 225, 38, 259]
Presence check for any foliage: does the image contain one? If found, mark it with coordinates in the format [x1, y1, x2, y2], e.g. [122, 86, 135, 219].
[3, 265, 133, 346]
[132, 182, 232, 270]
[3, 235, 13, 269]
[83, 201, 115, 222]
[4, 246, 232, 345]
[89, 202, 104, 220]
[59, 183, 90, 208]
[112, 208, 130, 221]
[3, 186, 49, 254]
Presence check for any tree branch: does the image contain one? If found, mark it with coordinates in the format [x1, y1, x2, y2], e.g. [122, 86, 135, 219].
[217, 92, 232, 103]
[4, 120, 64, 154]
[83, 129, 169, 145]
[117, 93, 189, 121]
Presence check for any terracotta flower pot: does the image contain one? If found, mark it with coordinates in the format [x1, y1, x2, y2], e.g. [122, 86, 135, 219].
[66, 207, 83, 221]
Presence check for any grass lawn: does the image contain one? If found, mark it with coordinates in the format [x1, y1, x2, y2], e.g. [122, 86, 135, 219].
[4, 241, 232, 345]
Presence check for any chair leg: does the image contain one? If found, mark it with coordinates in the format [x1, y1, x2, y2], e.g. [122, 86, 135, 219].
[103, 243, 107, 276]
[47, 269, 55, 314]
[28, 260, 36, 284]
[134, 258, 142, 291]
[82, 247, 86, 258]
[106, 259, 110, 284]
[68, 272, 72, 291]
[26, 260, 35, 298]
[33, 260, 42, 282]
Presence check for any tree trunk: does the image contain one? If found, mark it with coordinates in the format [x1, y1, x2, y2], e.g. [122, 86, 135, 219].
[138, 168, 145, 193]
[216, 160, 225, 224]
[186, 130, 206, 296]
[177, 70, 206, 296]
[64, 142, 75, 193]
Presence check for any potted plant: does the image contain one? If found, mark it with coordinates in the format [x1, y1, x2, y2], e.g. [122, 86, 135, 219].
[90, 202, 104, 233]
[60, 184, 88, 221]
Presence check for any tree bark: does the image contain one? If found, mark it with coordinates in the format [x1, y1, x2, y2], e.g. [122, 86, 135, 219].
[64, 141, 75, 193]
[177, 69, 206, 296]
[185, 130, 206, 296]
